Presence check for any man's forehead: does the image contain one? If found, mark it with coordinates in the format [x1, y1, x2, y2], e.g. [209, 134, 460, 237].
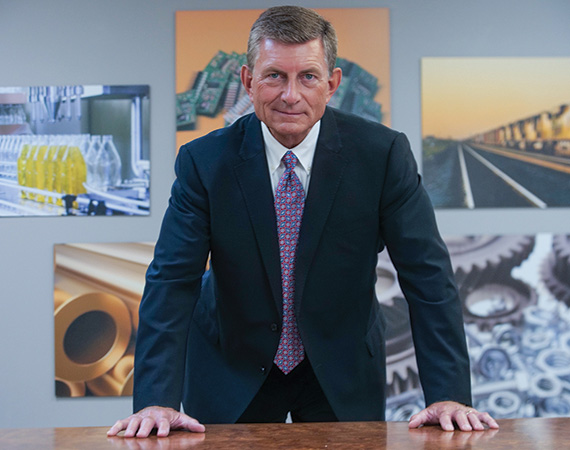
[255, 38, 327, 67]
[260, 37, 324, 52]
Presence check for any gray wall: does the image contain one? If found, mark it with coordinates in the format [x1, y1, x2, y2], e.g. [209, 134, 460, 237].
[0, 0, 569, 428]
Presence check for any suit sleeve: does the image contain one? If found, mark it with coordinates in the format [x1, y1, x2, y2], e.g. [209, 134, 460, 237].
[133, 145, 211, 412]
[379, 132, 472, 407]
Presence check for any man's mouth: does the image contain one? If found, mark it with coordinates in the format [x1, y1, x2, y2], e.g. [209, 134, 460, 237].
[276, 110, 303, 117]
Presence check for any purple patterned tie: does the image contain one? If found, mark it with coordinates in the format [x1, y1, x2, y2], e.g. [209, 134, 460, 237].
[273, 151, 305, 374]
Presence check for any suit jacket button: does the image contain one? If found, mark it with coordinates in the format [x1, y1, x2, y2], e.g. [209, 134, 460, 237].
[271, 323, 279, 332]
[260, 366, 267, 374]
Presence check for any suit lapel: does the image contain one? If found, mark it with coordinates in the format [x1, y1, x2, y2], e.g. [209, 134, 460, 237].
[233, 115, 283, 312]
[296, 108, 348, 310]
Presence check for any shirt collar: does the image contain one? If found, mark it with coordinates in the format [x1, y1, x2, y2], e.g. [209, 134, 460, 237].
[261, 121, 321, 175]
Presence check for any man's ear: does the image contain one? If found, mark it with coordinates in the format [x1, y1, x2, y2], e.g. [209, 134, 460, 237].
[240, 65, 254, 100]
[326, 67, 342, 103]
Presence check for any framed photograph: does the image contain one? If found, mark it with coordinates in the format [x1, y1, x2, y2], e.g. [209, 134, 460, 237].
[53, 242, 154, 397]
[421, 58, 570, 209]
[383, 233, 570, 420]
[0, 85, 149, 216]
[175, 8, 391, 151]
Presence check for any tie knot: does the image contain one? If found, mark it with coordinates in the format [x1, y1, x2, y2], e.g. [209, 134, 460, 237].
[283, 151, 298, 170]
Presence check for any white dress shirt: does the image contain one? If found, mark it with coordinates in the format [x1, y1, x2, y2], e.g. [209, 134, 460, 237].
[261, 120, 321, 197]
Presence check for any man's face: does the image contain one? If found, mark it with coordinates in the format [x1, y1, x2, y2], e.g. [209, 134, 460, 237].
[241, 38, 342, 149]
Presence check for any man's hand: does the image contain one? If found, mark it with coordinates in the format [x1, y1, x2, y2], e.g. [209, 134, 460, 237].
[107, 406, 206, 438]
[408, 401, 499, 432]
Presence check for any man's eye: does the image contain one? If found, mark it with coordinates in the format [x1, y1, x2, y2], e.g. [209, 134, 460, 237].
[269, 73, 280, 79]
[304, 74, 315, 80]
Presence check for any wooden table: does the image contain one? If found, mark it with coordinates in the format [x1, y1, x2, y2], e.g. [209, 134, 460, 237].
[0, 418, 567, 449]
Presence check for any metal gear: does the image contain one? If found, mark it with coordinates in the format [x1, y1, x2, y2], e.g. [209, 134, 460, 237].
[462, 280, 537, 331]
[375, 252, 420, 397]
[375, 256, 402, 306]
[552, 234, 570, 259]
[445, 235, 535, 288]
[380, 297, 420, 397]
[542, 235, 570, 306]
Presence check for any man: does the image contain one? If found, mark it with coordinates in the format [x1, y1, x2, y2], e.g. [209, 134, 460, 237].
[109, 6, 498, 438]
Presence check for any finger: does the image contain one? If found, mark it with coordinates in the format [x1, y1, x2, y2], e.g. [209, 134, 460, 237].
[156, 418, 171, 437]
[185, 417, 206, 433]
[478, 411, 500, 429]
[455, 411, 473, 432]
[408, 410, 428, 429]
[467, 412, 484, 431]
[107, 419, 128, 436]
[438, 413, 455, 432]
[136, 417, 157, 438]
[171, 412, 206, 433]
[124, 416, 143, 438]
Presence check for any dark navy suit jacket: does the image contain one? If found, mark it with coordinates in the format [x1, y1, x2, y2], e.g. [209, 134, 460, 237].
[133, 107, 471, 423]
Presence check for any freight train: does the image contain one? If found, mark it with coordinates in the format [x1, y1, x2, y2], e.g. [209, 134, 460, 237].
[469, 104, 570, 156]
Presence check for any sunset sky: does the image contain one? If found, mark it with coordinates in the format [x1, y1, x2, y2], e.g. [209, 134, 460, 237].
[422, 58, 570, 140]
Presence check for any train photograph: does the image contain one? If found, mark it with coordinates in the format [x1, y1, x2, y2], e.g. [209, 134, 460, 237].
[421, 57, 570, 209]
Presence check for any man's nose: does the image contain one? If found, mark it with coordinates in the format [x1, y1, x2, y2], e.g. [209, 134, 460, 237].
[281, 79, 301, 104]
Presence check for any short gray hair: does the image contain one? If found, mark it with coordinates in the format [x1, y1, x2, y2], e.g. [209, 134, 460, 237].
[247, 6, 338, 75]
